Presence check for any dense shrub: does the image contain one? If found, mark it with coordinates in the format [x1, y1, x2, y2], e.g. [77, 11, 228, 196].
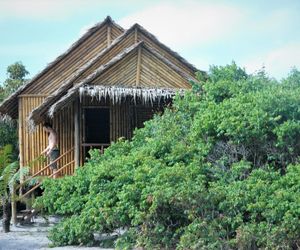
[35, 64, 300, 249]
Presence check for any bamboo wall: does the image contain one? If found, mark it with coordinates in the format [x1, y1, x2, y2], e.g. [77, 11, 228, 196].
[19, 96, 49, 175]
[90, 45, 191, 89]
[19, 95, 163, 175]
[76, 32, 136, 82]
[110, 102, 131, 141]
[52, 104, 75, 175]
[19, 96, 75, 176]
[140, 47, 191, 88]
[92, 50, 138, 86]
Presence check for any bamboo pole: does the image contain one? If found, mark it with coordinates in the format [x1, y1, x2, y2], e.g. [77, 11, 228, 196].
[16, 148, 74, 190]
[20, 160, 75, 199]
[136, 47, 142, 86]
[74, 99, 80, 167]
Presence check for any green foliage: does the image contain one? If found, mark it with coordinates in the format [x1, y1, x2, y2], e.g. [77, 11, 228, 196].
[0, 145, 19, 199]
[0, 116, 18, 154]
[0, 145, 14, 198]
[0, 62, 29, 160]
[0, 61, 29, 101]
[36, 63, 300, 249]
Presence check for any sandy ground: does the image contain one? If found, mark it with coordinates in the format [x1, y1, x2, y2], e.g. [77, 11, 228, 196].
[0, 217, 113, 250]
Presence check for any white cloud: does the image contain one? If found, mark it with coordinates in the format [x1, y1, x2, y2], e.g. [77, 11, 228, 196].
[0, 0, 107, 20]
[242, 43, 300, 79]
[119, 1, 245, 47]
[78, 21, 98, 37]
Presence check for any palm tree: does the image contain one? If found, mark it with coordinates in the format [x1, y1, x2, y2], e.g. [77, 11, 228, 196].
[0, 144, 19, 232]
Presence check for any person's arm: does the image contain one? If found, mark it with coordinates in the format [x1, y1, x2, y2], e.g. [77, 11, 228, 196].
[41, 145, 50, 155]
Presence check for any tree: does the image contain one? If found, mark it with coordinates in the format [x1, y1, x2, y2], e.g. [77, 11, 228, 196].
[0, 145, 19, 232]
[0, 62, 29, 230]
[0, 62, 29, 159]
[36, 63, 300, 249]
[0, 61, 29, 102]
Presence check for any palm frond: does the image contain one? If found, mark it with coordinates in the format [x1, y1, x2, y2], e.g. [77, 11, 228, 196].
[0, 161, 19, 197]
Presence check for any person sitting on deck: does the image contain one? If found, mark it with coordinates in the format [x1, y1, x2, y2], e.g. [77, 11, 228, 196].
[42, 122, 60, 179]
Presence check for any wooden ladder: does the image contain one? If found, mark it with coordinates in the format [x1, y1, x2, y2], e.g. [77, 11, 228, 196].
[19, 147, 74, 200]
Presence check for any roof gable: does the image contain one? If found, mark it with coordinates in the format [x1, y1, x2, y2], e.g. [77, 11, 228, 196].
[90, 42, 193, 89]
[29, 42, 194, 124]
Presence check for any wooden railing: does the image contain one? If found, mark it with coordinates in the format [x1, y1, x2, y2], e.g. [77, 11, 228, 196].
[19, 147, 74, 199]
[82, 143, 110, 155]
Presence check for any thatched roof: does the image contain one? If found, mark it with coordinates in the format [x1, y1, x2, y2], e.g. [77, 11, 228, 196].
[2, 16, 202, 129]
[28, 41, 195, 126]
[27, 22, 200, 126]
[27, 24, 141, 125]
[28, 42, 143, 125]
[0, 16, 123, 119]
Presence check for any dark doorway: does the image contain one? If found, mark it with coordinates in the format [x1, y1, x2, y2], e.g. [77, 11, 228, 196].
[82, 108, 110, 160]
[84, 108, 110, 143]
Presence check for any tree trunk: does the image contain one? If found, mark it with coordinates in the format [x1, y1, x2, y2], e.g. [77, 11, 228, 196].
[11, 184, 17, 226]
[2, 197, 11, 233]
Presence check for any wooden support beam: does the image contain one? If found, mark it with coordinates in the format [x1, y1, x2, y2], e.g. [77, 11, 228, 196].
[19, 94, 48, 98]
[18, 98, 24, 182]
[134, 27, 138, 43]
[74, 99, 80, 167]
[11, 185, 17, 226]
[136, 46, 142, 86]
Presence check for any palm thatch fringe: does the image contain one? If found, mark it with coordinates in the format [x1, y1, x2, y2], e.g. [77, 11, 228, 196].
[79, 85, 185, 105]
[48, 85, 184, 118]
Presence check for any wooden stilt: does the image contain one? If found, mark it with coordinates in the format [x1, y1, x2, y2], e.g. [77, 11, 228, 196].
[11, 185, 17, 226]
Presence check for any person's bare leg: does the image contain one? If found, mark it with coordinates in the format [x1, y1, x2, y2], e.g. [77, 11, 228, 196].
[52, 170, 59, 179]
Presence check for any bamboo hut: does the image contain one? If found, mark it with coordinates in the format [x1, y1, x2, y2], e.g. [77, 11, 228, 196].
[0, 16, 200, 183]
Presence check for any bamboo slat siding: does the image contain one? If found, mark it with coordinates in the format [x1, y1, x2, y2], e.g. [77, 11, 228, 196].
[52, 104, 75, 175]
[81, 96, 161, 143]
[138, 32, 195, 76]
[110, 102, 131, 141]
[140, 48, 191, 88]
[89, 46, 191, 89]
[75, 29, 194, 86]
[19, 96, 49, 175]
[19, 96, 75, 176]
[92, 51, 138, 86]
[76, 32, 136, 82]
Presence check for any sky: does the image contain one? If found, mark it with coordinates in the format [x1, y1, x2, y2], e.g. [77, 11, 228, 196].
[0, 0, 300, 84]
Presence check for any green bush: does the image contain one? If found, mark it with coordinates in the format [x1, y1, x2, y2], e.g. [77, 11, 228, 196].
[35, 64, 300, 249]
